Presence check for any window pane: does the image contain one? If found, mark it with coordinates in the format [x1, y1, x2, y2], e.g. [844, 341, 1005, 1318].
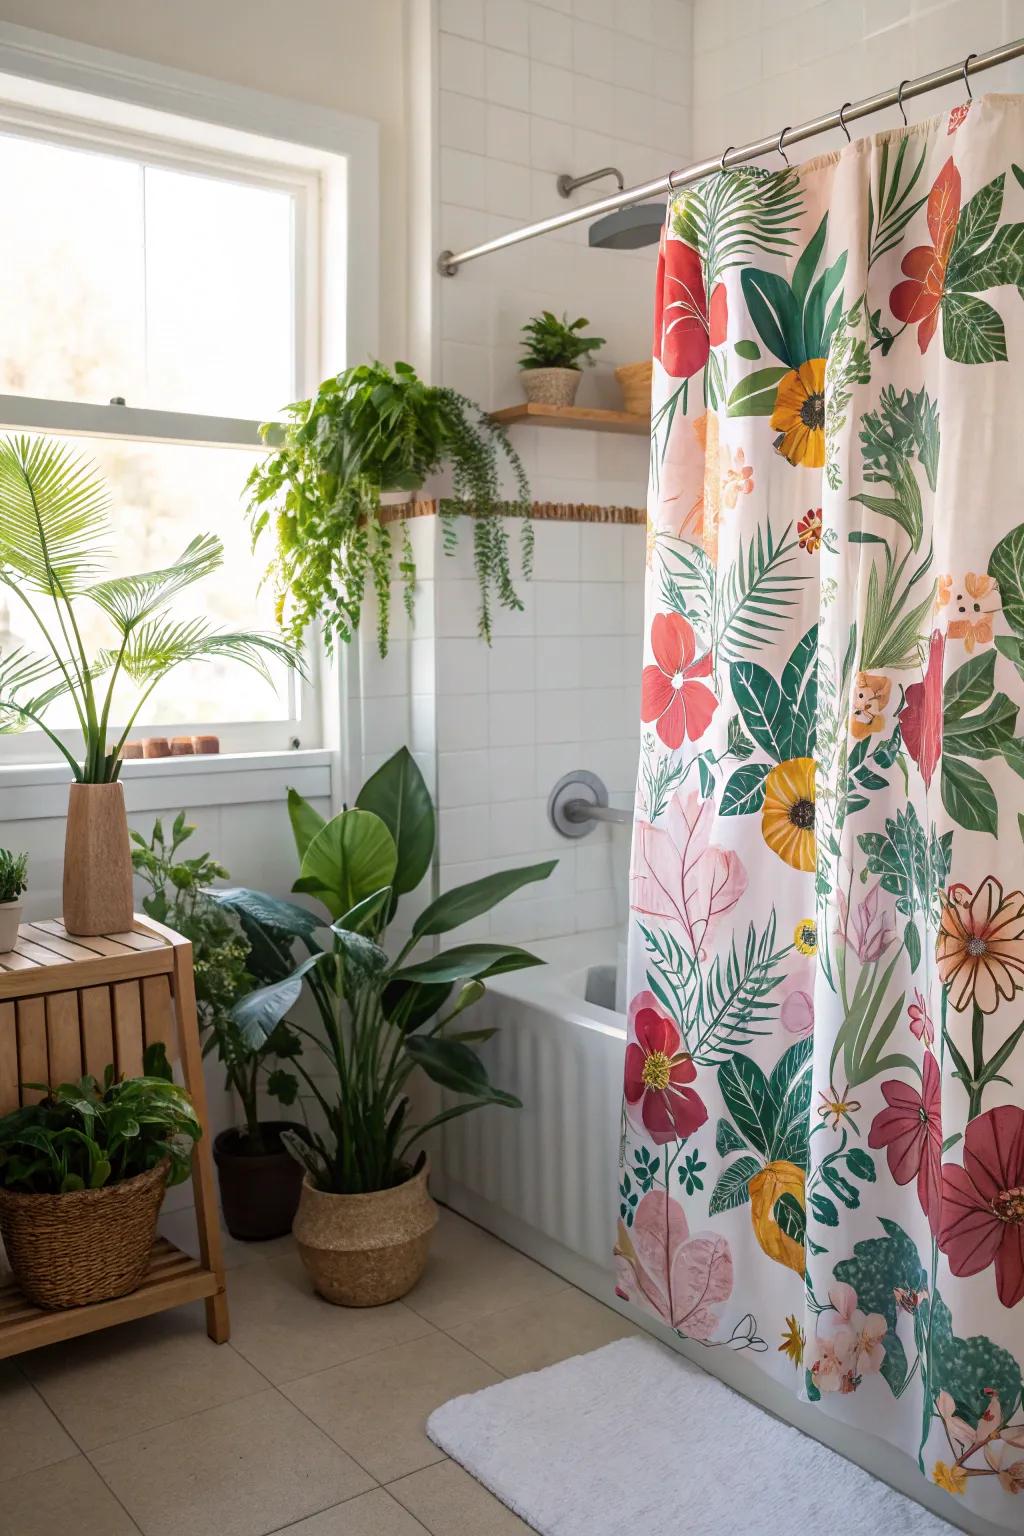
[144, 166, 294, 419]
[0, 132, 295, 420]
[0, 133, 146, 404]
[0, 435, 294, 734]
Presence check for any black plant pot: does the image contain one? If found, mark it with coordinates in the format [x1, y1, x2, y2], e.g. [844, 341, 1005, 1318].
[213, 1121, 307, 1241]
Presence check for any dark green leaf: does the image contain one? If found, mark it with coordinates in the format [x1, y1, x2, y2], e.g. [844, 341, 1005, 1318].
[715, 1117, 747, 1156]
[943, 650, 995, 721]
[774, 1191, 805, 1246]
[412, 861, 556, 939]
[298, 809, 397, 920]
[355, 747, 436, 908]
[725, 365, 789, 418]
[394, 943, 543, 984]
[941, 755, 998, 835]
[708, 1155, 759, 1214]
[719, 762, 771, 816]
[403, 1035, 520, 1106]
[729, 660, 786, 760]
[286, 787, 326, 864]
[718, 1055, 775, 1158]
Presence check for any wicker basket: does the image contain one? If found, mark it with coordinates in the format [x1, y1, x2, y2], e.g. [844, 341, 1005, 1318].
[615, 360, 653, 416]
[0, 1157, 170, 1309]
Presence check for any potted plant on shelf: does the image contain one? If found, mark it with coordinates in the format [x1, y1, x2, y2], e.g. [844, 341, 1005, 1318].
[131, 813, 310, 1240]
[0, 849, 28, 954]
[0, 434, 301, 936]
[221, 747, 555, 1306]
[0, 1046, 200, 1309]
[519, 310, 606, 407]
[246, 360, 532, 657]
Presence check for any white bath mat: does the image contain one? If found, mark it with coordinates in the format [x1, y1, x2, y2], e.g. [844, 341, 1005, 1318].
[428, 1336, 954, 1536]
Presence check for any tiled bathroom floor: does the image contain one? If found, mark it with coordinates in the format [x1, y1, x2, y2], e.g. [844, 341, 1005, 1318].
[0, 1206, 638, 1536]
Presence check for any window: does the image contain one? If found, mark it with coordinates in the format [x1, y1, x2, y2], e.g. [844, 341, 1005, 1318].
[0, 82, 331, 759]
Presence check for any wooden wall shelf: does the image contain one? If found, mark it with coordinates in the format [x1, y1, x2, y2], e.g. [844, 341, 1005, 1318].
[489, 403, 649, 435]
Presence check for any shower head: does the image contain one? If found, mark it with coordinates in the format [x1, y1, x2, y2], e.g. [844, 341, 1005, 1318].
[588, 202, 665, 250]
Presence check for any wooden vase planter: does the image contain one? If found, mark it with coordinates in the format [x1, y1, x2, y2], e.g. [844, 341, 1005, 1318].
[63, 783, 133, 937]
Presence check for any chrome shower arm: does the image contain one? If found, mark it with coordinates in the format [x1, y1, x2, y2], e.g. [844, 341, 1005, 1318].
[556, 167, 625, 198]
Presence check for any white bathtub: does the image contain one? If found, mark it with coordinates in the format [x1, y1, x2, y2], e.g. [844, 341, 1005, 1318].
[436, 931, 995, 1536]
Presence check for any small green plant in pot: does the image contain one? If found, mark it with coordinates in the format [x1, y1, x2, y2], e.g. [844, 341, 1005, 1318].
[519, 311, 605, 407]
[246, 360, 532, 658]
[0, 849, 27, 955]
[218, 747, 555, 1306]
[0, 435, 301, 937]
[0, 1045, 200, 1308]
[131, 813, 310, 1240]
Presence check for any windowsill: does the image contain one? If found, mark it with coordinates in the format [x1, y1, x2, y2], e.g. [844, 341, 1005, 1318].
[0, 748, 335, 820]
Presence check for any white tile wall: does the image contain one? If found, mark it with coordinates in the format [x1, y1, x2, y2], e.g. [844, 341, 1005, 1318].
[689, 0, 1024, 161]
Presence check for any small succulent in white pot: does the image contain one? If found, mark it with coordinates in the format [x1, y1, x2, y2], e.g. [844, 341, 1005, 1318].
[0, 850, 28, 953]
[519, 311, 605, 407]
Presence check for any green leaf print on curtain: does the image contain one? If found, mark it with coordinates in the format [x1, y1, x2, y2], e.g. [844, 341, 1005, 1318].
[629, 94, 1024, 1530]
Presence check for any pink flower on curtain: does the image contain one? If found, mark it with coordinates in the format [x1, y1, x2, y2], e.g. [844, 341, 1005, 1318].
[833, 881, 897, 962]
[631, 790, 747, 958]
[810, 1282, 887, 1394]
[900, 629, 944, 787]
[652, 232, 726, 379]
[908, 990, 934, 1047]
[868, 1052, 943, 1234]
[640, 612, 718, 749]
[939, 1105, 1024, 1307]
[615, 1189, 732, 1338]
[624, 992, 707, 1145]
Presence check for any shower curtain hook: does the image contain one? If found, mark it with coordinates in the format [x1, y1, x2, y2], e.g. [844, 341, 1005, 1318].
[838, 102, 852, 142]
[720, 144, 736, 173]
[777, 127, 791, 167]
[963, 52, 977, 99]
[897, 80, 909, 126]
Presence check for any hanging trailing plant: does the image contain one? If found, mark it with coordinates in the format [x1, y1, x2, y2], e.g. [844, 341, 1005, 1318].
[246, 361, 532, 656]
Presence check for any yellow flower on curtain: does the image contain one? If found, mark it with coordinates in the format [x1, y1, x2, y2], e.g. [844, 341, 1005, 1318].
[770, 358, 827, 467]
[761, 757, 817, 871]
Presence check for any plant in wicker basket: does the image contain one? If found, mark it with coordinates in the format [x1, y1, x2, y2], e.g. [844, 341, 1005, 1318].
[0, 1044, 200, 1309]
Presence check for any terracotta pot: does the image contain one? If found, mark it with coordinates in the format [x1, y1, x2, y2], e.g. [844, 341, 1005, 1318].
[521, 367, 581, 407]
[293, 1161, 438, 1306]
[0, 900, 21, 955]
[214, 1122, 308, 1241]
[63, 782, 133, 936]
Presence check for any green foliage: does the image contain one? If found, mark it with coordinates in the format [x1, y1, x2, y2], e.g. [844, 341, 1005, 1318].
[245, 361, 532, 656]
[519, 311, 605, 371]
[0, 848, 28, 903]
[0, 435, 300, 782]
[737, 214, 847, 379]
[233, 748, 556, 1194]
[928, 1292, 1023, 1429]
[857, 803, 952, 923]
[131, 815, 302, 1144]
[0, 1046, 200, 1193]
[833, 1217, 926, 1395]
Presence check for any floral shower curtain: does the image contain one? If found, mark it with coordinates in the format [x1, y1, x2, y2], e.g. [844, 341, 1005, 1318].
[617, 94, 1024, 1525]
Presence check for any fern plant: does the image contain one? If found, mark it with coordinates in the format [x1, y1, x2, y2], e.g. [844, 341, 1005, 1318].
[246, 361, 532, 656]
[519, 312, 605, 371]
[0, 435, 300, 782]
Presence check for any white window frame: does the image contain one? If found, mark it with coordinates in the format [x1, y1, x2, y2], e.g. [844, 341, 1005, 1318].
[0, 20, 380, 770]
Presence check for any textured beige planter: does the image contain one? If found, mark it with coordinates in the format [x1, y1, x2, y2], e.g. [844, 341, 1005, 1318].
[63, 782, 133, 936]
[0, 900, 21, 954]
[293, 1162, 438, 1306]
[521, 367, 581, 407]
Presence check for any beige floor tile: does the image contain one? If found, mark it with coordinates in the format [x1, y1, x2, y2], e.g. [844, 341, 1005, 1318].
[282, 1332, 501, 1484]
[158, 1207, 296, 1271]
[447, 1285, 638, 1376]
[388, 1460, 532, 1535]
[0, 1454, 140, 1536]
[89, 1388, 374, 1536]
[0, 1361, 76, 1481]
[226, 1251, 436, 1384]
[273, 1489, 428, 1534]
[402, 1208, 567, 1331]
[22, 1305, 266, 1450]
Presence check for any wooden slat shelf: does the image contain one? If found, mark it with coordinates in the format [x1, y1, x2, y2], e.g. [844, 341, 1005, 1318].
[0, 1238, 218, 1358]
[489, 402, 649, 435]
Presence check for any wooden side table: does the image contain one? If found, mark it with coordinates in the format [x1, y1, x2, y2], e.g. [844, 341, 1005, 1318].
[0, 914, 228, 1357]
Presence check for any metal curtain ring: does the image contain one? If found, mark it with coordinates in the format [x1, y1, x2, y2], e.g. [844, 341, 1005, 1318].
[838, 102, 852, 142]
[777, 126, 791, 166]
[720, 144, 736, 173]
[963, 53, 977, 100]
[897, 79, 909, 125]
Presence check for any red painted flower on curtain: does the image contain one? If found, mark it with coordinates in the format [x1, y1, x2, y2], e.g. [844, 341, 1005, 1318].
[622, 96, 1024, 1530]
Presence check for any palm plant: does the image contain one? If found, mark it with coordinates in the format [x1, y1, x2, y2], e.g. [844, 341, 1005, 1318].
[0, 435, 300, 780]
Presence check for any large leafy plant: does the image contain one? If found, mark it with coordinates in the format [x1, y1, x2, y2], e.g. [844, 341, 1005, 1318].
[218, 748, 555, 1194]
[246, 361, 532, 657]
[131, 814, 302, 1151]
[0, 1045, 200, 1193]
[0, 435, 299, 781]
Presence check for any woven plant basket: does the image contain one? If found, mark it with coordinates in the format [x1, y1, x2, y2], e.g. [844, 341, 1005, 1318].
[615, 360, 653, 416]
[0, 1157, 170, 1309]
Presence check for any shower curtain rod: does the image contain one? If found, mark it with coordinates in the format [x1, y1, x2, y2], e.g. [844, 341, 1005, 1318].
[437, 37, 1024, 276]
